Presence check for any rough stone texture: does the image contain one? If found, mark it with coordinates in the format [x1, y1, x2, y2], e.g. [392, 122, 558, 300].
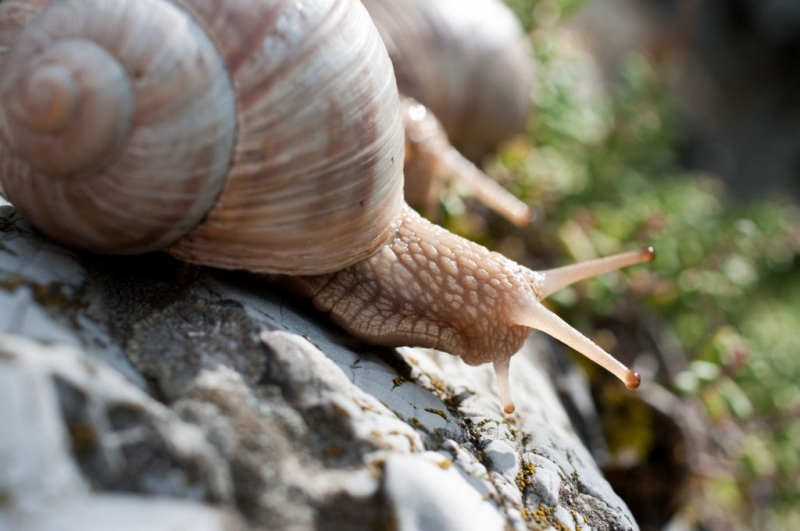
[0, 201, 637, 531]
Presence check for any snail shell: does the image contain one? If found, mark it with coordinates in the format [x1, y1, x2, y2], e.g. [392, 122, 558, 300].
[363, 0, 535, 161]
[0, 0, 403, 274]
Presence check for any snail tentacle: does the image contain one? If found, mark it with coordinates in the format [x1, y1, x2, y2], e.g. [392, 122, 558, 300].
[402, 99, 533, 227]
[511, 300, 641, 391]
[537, 246, 655, 299]
[493, 358, 515, 414]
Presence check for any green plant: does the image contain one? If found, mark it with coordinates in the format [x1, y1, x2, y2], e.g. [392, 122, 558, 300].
[472, 1, 800, 528]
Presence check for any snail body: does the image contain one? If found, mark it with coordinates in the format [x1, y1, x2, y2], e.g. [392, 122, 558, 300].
[0, 0, 650, 413]
[363, 0, 535, 161]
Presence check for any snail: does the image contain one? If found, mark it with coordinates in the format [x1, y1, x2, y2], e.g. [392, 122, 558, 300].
[0, 0, 652, 414]
[362, 0, 536, 162]
[401, 96, 532, 227]
[365, 0, 535, 226]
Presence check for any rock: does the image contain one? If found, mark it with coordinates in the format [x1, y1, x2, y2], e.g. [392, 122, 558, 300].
[1, 495, 245, 531]
[383, 453, 505, 531]
[0, 202, 637, 530]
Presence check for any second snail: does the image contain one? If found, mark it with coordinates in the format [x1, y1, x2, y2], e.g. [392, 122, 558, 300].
[368, 0, 537, 226]
[363, 0, 535, 161]
[0, 0, 653, 413]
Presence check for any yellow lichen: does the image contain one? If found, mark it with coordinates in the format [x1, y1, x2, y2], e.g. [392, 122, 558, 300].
[68, 421, 96, 453]
[406, 417, 429, 440]
[515, 460, 537, 492]
[521, 503, 570, 531]
[0, 276, 25, 293]
[1, 276, 80, 311]
[571, 510, 582, 531]
[324, 445, 344, 459]
[423, 407, 448, 420]
[427, 377, 449, 394]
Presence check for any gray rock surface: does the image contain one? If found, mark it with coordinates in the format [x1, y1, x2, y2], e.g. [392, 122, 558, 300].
[0, 201, 637, 531]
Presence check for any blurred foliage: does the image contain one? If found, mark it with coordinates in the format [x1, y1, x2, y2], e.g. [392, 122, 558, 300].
[448, 0, 800, 529]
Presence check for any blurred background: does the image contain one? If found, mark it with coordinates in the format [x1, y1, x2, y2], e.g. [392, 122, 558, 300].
[440, 0, 800, 529]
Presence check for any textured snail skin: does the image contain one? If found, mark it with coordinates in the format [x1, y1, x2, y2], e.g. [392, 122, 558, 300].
[292, 205, 532, 365]
[287, 205, 652, 413]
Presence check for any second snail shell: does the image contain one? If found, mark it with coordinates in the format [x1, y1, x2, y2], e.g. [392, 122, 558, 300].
[363, 0, 536, 161]
[0, 0, 404, 274]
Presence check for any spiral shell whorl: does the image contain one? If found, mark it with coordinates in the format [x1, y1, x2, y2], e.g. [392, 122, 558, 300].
[0, 0, 237, 253]
[15, 62, 80, 135]
[5, 39, 133, 180]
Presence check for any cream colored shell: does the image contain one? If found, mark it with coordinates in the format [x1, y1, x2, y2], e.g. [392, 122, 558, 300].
[362, 0, 535, 161]
[0, 0, 405, 274]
